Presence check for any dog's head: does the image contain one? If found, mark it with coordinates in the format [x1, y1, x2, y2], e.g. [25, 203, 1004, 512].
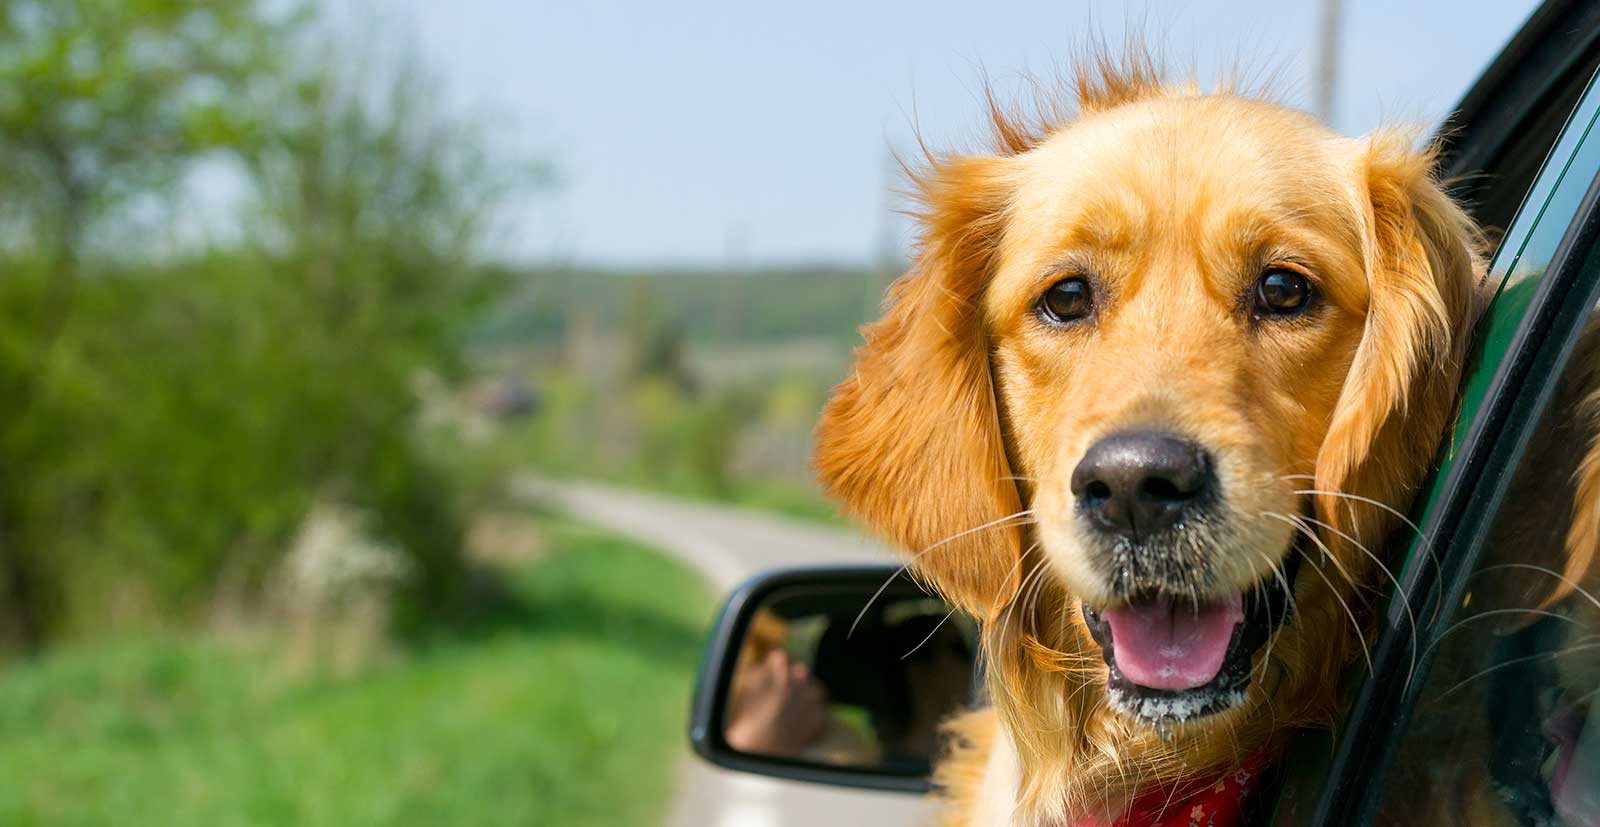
[816, 60, 1480, 814]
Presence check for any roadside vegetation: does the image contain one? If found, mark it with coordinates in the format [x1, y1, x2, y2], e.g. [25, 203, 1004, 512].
[0, 1, 876, 822]
[0, 0, 519, 652]
[0, 514, 709, 827]
[0, 2, 712, 825]
[0, 3, 880, 658]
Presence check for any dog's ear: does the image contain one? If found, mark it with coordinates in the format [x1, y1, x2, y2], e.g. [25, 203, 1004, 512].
[814, 154, 1024, 619]
[1314, 133, 1482, 542]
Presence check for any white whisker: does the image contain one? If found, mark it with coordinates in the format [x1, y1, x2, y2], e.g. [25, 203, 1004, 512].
[900, 607, 959, 660]
[1247, 549, 1295, 686]
[987, 543, 1041, 619]
[1295, 513, 1421, 691]
[995, 559, 1053, 651]
[1422, 607, 1578, 660]
[1474, 562, 1600, 613]
[1434, 638, 1600, 701]
[1264, 511, 1374, 677]
[1288, 486, 1423, 539]
[849, 508, 1035, 639]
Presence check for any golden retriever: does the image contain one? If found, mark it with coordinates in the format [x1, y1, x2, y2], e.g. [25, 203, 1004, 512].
[814, 51, 1600, 826]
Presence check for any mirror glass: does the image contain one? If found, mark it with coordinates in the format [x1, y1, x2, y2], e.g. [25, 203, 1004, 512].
[720, 582, 978, 775]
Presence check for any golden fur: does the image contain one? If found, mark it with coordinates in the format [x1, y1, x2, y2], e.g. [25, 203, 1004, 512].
[814, 51, 1599, 825]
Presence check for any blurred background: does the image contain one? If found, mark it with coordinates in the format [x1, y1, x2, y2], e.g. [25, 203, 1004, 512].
[0, 1, 1544, 825]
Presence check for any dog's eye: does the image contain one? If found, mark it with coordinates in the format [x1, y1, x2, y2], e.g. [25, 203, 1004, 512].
[1038, 277, 1093, 324]
[1253, 269, 1312, 316]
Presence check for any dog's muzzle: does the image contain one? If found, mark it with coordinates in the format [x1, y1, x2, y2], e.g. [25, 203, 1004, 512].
[1080, 534, 1305, 727]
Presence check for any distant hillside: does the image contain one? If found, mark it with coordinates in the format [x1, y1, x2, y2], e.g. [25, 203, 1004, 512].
[473, 265, 898, 348]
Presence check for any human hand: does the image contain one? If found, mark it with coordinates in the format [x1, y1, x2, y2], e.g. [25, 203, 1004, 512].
[725, 649, 828, 756]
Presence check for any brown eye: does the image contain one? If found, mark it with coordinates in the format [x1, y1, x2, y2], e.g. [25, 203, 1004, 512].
[1254, 269, 1313, 316]
[1038, 277, 1093, 324]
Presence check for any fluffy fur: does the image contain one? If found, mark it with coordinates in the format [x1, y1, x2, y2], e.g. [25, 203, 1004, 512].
[809, 50, 1594, 825]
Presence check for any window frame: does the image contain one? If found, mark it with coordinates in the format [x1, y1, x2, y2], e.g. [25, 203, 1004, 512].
[1437, 0, 1600, 191]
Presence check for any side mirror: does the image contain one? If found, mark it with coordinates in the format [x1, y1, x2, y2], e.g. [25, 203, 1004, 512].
[689, 565, 980, 793]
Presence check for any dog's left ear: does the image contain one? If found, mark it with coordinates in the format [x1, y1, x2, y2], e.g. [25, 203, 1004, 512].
[813, 154, 1025, 619]
[1314, 132, 1482, 541]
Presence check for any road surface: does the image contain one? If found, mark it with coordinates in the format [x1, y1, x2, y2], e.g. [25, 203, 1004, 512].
[510, 476, 938, 827]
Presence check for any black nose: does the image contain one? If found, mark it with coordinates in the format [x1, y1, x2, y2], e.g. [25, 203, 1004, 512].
[1070, 432, 1214, 541]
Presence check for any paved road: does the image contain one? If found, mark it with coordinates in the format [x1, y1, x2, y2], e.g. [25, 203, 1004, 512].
[510, 476, 938, 827]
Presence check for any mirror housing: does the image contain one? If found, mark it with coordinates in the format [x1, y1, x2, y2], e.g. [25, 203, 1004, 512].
[689, 565, 979, 794]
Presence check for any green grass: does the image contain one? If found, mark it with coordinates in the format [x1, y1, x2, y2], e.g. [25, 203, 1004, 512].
[0, 518, 712, 827]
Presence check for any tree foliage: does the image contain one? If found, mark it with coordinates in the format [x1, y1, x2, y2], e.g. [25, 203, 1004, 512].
[0, 0, 289, 254]
[0, 0, 531, 651]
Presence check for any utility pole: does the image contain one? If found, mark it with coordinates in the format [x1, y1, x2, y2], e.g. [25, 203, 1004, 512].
[1314, 0, 1344, 126]
[862, 143, 901, 318]
[875, 143, 901, 277]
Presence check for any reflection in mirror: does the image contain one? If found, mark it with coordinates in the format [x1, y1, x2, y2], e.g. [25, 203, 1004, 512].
[721, 584, 977, 776]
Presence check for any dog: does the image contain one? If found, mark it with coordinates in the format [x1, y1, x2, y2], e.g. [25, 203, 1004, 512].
[814, 51, 1600, 826]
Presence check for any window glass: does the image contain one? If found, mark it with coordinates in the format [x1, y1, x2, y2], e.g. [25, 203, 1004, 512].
[1375, 314, 1600, 825]
[1373, 89, 1600, 824]
[1270, 67, 1600, 827]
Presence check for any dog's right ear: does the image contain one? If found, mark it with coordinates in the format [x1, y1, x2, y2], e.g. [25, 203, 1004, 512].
[814, 154, 1024, 619]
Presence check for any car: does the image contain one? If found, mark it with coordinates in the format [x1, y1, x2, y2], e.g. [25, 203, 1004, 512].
[688, 1, 1600, 824]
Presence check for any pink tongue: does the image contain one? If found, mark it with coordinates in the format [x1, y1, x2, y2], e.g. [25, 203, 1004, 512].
[1103, 593, 1244, 690]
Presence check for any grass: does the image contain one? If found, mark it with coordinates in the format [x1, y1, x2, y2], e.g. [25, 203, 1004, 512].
[0, 516, 712, 827]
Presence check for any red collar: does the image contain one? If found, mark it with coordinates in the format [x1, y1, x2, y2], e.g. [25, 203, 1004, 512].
[1077, 753, 1269, 827]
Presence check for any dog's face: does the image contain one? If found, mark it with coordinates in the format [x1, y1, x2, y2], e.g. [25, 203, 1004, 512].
[816, 68, 1479, 779]
[985, 96, 1371, 721]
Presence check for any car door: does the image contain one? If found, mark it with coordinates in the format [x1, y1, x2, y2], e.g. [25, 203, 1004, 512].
[1270, 2, 1600, 823]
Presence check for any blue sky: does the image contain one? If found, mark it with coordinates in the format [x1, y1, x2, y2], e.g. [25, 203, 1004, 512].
[355, 1, 1541, 266]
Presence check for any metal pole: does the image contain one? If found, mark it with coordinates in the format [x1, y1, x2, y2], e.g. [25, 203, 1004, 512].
[1314, 0, 1343, 126]
[876, 144, 900, 275]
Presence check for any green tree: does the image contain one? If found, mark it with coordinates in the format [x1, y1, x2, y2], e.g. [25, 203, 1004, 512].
[0, 0, 292, 649]
[0, 0, 290, 303]
[0, 3, 536, 651]
[233, 48, 534, 620]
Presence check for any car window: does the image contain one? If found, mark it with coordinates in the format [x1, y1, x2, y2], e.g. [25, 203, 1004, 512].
[1358, 70, 1600, 824]
[1376, 355, 1600, 823]
[1270, 64, 1600, 827]
[1364, 69, 1600, 826]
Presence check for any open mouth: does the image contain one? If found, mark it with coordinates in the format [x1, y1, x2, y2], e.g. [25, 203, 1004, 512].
[1081, 540, 1303, 727]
